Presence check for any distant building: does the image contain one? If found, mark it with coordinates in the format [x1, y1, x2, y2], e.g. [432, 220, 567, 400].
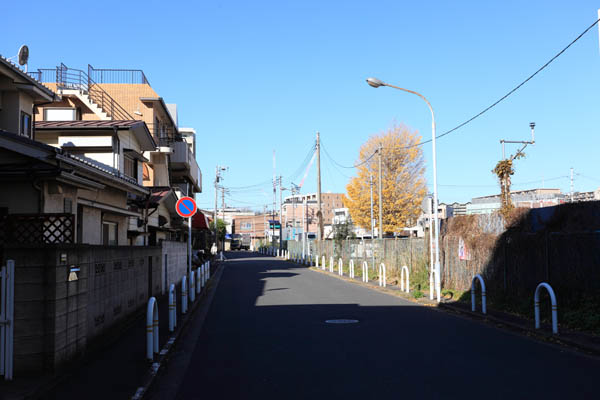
[281, 192, 344, 240]
[467, 188, 564, 214]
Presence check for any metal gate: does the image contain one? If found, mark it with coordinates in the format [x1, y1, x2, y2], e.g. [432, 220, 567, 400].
[1, 260, 14, 380]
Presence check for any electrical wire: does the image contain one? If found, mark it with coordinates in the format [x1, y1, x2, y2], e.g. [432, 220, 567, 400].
[321, 140, 379, 169]
[397, 16, 600, 150]
[321, 15, 600, 169]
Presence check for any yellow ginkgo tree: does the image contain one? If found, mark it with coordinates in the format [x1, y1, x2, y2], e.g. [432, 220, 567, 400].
[344, 125, 426, 235]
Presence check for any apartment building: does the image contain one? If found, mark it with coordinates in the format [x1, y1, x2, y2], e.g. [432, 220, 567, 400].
[281, 192, 344, 239]
[29, 63, 202, 245]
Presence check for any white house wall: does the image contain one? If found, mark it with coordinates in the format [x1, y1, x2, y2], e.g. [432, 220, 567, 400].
[0, 91, 33, 134]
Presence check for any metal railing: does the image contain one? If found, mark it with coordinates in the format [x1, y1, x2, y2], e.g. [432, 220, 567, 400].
[34, 64, 134, 121]
[88, 64, 149, 85]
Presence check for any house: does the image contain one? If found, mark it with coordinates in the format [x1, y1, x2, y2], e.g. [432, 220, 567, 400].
[0, 56, 150, 246]
[0, 57, 198, 376]
[31, 63, 202, 245]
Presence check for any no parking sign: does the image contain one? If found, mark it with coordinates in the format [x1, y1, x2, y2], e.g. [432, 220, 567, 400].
[176, 196, 197, 218]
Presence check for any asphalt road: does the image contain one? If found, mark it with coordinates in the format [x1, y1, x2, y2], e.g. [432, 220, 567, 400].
[149, 251, 600, 400]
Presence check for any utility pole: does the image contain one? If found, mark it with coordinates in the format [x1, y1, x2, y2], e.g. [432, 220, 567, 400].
[263, 205, 267, 245]
[316, 132, 323, 241]
[214, 166, 218, 252]
[370, 174, 375, 270]
[279, 176, 283, 252]
[221, 188, 226, 237]
[378, 142, 383, 239]
[272, 151, 276, 248]
[570, 167, 574, 202]
[213, 166, 227, 251]
[302, 195, 307, 258]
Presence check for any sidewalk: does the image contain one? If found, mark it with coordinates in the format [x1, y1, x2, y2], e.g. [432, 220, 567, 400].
[1, 262, 219, 400]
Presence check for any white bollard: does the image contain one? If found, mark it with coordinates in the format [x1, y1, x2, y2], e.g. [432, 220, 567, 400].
[429, 270, 436, 300]
[535, 282, 558, 334]
[181, 276, 188, 314]
[206, 261, 211, 282]
[146, 297, 159, 360]
[362, 261, 368, 282]
[329, 257, 334, 273]
[378, 263, 386, 287]
[316, 254, 319, 268]
[338, 258, 343, 276]
[196, 267, 201, 294]
[471, 274, 486, 314]
[189, 271, 196, 302]
[168, 284, 176, 332]
[321, 256, 326, 270]
[401, 265, 410, 293]
[349, 260, 355, 278]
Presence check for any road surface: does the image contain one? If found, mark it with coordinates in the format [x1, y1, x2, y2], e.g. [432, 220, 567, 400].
[148, 251, 599, 399]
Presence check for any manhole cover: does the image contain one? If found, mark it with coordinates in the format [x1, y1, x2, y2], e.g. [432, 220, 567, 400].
[325, 319, 359, 324]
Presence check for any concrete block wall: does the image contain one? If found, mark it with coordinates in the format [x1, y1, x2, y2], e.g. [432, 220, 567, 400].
[4, 244, 162, 374]
[161, 240, 188, 294]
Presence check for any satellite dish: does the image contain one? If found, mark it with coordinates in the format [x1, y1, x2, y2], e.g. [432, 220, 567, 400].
[18, 45, 29, 66]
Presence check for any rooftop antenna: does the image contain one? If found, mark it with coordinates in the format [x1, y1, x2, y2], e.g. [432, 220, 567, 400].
[17, 45, 29, 72]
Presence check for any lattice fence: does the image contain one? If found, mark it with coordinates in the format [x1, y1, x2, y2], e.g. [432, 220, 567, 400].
[0, 214, 74, 245]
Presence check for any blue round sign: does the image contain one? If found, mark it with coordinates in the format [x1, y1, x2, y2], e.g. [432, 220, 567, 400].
[176, 196, 197, 218]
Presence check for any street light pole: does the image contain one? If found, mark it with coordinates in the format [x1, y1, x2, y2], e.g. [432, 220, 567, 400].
[366, 77, 441, 302]
[378, 142, 383, 240]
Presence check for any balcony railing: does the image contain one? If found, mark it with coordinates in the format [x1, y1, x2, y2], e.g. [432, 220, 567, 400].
[88, 64, 150, 85]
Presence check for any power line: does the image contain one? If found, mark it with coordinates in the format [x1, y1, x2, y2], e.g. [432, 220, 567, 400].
[396, 16, 600, 150]
[321, 140, 378, 169]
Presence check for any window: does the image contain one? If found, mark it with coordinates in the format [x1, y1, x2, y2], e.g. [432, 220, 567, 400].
[124, 156, 137, 179]
[102, 221, 118, 245]
[241, 222, 252, 230]
[44, 108, 76, 121]
[20, 111, 31, 138]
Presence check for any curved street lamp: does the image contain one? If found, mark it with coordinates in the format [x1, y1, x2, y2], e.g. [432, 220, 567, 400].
[366, 77, 441, 302]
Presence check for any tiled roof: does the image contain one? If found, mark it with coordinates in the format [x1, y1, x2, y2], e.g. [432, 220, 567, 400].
[149, 188, 173, 205]
[0, 130, 143, 189]
[35, 120, 145, 129]
[0, 55, 56, 99]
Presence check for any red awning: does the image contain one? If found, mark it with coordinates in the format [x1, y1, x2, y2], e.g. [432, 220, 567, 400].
[193, 210, 210, 230]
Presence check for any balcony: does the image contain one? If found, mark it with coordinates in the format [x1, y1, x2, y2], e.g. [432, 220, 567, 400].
[170, 141, 201, 192]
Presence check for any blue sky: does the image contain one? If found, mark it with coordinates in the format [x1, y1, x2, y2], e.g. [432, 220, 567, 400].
[3, 1, 600, 211]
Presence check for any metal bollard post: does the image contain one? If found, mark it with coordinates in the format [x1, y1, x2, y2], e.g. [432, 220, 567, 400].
[329, 257, 334, 273]
[401, 266, 410, 293]
[378, 263, 386, 287]
[189, 271, 196, 302]
[168, 284, 176, 332]
[362, 261, 368, 282]
[196, 268, 201, 294]
[338, 258, 343, 276]
[471, 274, 486, 314]
[146, 297, 158, 360]
[181, 276, 188, 314]
[349, 259, 355, 278]
[534, 282, 558, 334]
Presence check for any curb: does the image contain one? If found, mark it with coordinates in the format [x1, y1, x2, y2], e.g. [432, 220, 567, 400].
[131, 261, 224, 400]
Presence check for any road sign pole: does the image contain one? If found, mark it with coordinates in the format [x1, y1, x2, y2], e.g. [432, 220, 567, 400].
[188, 216, 192, 276]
